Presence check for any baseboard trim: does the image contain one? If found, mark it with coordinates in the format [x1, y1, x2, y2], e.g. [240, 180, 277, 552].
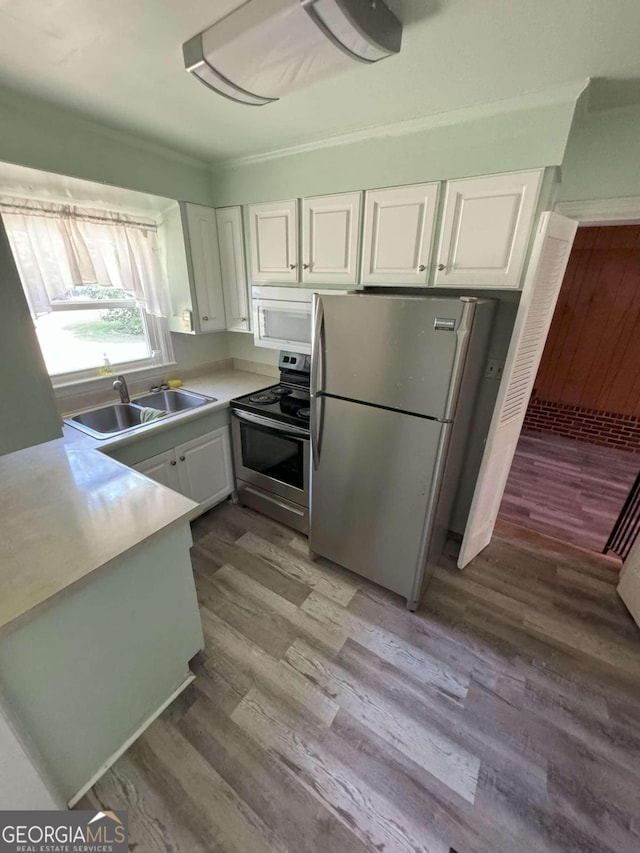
[67, 672, 195, 808]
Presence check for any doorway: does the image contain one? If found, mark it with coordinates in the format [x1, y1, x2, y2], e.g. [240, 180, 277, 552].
[499, 224, 640, 554]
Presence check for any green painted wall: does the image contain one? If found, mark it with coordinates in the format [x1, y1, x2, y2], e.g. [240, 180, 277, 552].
[0, 218, 62, 455]
[211, 98, 579, 206]
[0, 523, 203, 802]
[0, 86, 214, 205]
[559, 104, 640, 201]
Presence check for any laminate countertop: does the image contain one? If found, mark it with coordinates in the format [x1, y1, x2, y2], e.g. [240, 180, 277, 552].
[1, 368, 274, 633]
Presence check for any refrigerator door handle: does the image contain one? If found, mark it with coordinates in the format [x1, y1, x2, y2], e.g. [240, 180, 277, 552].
[442, 298, 477, 421]
[311, 392, 324, 470]
[310, 294, 324, 397]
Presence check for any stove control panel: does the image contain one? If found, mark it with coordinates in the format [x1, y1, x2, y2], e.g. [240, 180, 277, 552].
[278, 351, 310, 372]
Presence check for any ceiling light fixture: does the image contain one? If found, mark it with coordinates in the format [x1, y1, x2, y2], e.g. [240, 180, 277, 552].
[183, 0, 402, 106]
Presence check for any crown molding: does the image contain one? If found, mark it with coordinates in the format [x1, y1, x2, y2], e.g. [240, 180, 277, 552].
[555, 196, 640, 224]
[211, 79, 590, 172]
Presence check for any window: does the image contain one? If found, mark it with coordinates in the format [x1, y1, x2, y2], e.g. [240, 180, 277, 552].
[1, 197, 174, 382]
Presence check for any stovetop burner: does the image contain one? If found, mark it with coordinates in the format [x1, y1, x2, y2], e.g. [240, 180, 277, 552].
[249, 391, 278, 405]
[232, 382, 311, 429]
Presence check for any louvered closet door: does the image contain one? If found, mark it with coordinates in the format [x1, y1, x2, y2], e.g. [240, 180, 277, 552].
[458, 212, 578, 568]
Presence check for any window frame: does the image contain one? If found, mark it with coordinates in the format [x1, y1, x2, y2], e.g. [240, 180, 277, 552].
[39, 294, 172, 387]
[1, 198, 175, 388]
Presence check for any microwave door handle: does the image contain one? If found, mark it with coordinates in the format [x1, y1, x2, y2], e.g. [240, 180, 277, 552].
[310, 294, 324, 397]
[232, 409, 309, 438]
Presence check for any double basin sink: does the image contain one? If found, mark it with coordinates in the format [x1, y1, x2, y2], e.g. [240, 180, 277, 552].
[65, 389, 217, 439]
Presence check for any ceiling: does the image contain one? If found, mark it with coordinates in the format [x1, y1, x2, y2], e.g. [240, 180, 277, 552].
[0, 0, 640, 165]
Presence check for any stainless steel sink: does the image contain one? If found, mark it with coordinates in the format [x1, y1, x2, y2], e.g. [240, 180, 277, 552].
[68, 403, 145, 438]
[65, 389, 217, 439]
[132, 389, 213, 413]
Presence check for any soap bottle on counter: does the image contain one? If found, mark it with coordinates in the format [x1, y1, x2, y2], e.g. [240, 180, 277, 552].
[98, 353, 113, 376]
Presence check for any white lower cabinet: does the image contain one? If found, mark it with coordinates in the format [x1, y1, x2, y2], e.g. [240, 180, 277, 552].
[134, 426, 234, 511]
[134, 449, 182, 493]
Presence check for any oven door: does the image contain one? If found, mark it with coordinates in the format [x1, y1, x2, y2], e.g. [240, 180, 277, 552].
[231, 410, 309, 505]
[252, 298, 312, 353]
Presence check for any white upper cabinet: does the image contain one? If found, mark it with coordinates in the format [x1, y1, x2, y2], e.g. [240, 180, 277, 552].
[216, 206, 249, 332]
[301, 192, 362, 285]
[183, 203, 226, 331]
[249, 199, 298, 282]
[361, 183, 440, 286]
[434, 169, 543, 289]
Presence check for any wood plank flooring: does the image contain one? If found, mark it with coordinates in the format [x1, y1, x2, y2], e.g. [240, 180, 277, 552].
[78, 502, 640, 853]
[500, 429, 638, 553]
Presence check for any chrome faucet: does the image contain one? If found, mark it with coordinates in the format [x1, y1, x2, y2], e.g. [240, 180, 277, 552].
[113, 375, 130, 404]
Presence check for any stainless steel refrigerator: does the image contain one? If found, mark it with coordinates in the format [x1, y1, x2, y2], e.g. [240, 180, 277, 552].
[309, 292, 495, 609]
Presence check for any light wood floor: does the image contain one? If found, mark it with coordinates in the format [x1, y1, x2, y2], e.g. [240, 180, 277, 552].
[500, 430, 638, 553]
[79, 502, 640, 853]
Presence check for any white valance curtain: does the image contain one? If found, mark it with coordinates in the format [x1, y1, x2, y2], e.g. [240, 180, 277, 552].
[0, 198, 171, 317]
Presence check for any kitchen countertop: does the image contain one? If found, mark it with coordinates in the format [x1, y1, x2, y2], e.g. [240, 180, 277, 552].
[1, 368, 274, 633]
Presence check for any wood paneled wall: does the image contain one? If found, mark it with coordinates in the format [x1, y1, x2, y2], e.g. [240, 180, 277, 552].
[534, 225, 640, 417]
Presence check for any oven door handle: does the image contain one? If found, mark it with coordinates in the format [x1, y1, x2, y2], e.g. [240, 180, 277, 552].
[232, 409, 310, 438]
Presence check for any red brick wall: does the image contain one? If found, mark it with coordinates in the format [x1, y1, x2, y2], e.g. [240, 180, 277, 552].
[523, 398, 640, 453]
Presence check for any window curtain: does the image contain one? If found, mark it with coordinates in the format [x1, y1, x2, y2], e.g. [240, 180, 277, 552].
[0, 198, 172, 318]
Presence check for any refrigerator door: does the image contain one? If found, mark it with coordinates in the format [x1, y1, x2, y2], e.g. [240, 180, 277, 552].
[310, 395, 447, 601]
[313, 293, 473, 420]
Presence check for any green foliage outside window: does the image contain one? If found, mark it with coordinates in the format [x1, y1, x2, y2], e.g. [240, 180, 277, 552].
[74, 285, 144, 336]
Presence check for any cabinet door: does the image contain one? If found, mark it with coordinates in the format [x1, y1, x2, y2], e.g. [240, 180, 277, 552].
[176, 427, 234, 508]
[133, 449, 182, 493]
[435, 169, 543, 289]
[248, 200, 298, 283]
[301, 192, 361, 285]
[216, 206, 250, 332]
[183, 203, 226, 332]
[361, 183, 440, 285]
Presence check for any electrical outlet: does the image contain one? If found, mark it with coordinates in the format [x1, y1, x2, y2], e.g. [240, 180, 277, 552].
[485, 359, 504, 379]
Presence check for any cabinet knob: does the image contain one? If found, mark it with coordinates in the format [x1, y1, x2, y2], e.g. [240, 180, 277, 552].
[170, 460, 177, 466]
[303, 263, 310, 269]
[179, 455, 186, 462]
[202, 315, 209, 321]
[241, 317, 248, 322]
[418, 264, 426, 272]
[288, 263, 296, 270]
[437, 264, 446, 272]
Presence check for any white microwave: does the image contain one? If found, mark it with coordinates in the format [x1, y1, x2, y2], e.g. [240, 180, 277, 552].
[252, 286, 348, 354]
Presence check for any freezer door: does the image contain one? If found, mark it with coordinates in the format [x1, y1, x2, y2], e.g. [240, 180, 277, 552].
[314, 293, 471, 419]
[310, 395, 446, 601]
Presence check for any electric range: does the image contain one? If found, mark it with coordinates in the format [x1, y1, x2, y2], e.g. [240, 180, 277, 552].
[230, 351, 311, 533]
